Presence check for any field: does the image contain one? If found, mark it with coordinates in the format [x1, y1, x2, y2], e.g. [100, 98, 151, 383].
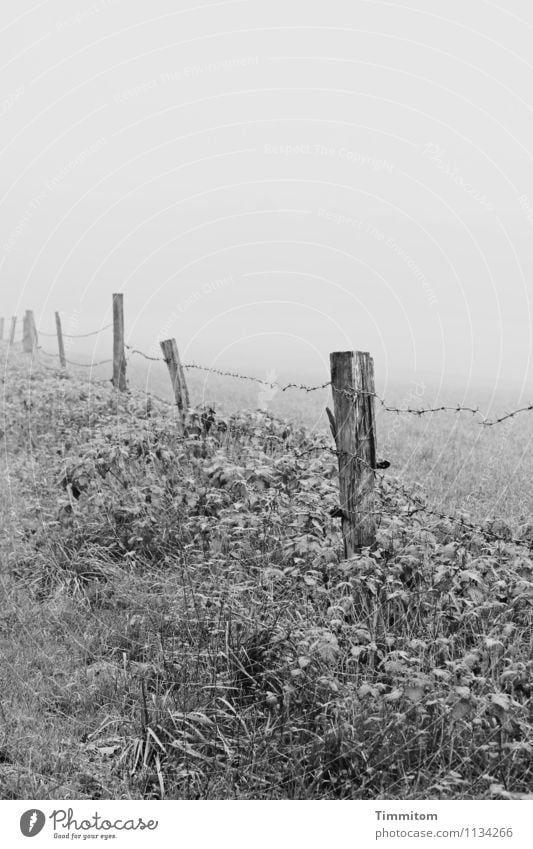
[0, 350, 531, 800]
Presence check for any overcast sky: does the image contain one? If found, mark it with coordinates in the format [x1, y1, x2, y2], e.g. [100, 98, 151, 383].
[2, 0, 533, 398]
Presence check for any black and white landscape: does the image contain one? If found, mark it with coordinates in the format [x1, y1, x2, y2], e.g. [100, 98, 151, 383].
[0, 0, 532, 804]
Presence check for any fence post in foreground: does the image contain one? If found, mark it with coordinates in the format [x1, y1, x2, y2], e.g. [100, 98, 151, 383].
[55, 311, 67, 370]
[112, 293, 127, 390]
[9, 316, 17, 346]
[0, 318, 4, 341]
[330, 350, 377, 557]
[160, 338, 189, 431]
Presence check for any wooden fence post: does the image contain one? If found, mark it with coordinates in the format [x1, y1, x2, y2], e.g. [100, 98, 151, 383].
[9, 316, 17, 346]
[22, 310, 38, 353]
[179, 360, 190, 409]
[330, 350, 377, 557]
[22, 313, 29, 351]
[112, 293, 127, 390]
[55, 311, 67, 370]
[0, 317, 4, 341]
[23, 311, 35, 353]
[29, 310, 38, 352]
[160, 338, 189, 430]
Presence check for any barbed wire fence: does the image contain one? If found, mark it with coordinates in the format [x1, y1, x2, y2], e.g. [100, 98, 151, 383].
[38, 348, 113, 368]
[25, 345, 533, 426]
[5, 302, 528, 424]
[286, 438, 532, 551]
[30, 349, 533, 552]
[117, 347, 533, 427]
[37, 322, 112, 339]
[2, 297, 533, 554]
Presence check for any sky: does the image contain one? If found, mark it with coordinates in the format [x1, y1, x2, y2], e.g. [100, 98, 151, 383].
[1, 0, 533, 401]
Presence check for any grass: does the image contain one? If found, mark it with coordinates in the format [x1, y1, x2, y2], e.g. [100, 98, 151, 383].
[0, 350, 531, 799]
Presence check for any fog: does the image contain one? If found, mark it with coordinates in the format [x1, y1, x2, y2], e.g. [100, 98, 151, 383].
[1, 0, 533, 403]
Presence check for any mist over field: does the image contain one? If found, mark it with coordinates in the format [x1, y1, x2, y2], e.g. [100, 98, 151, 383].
[1, 0, 533, 400]
[1, 0, 533, 811]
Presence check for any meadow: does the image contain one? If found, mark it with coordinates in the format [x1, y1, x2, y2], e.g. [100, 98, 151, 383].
[133, 355, 533, 528]
[0, 349, 531, 799]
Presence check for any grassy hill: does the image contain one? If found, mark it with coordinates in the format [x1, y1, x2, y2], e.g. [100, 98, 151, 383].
[0, 351, 531, 799]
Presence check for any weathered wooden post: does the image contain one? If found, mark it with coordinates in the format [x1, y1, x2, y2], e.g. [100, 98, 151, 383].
[23, 310, 38, 353]
[330, 351, 377, 556]
[178, 360, 190, 409]
[112, 293, 127, 390]
[29, 310, 38, 351]
[160, 338, 189, 431]
[0, 317, 4, 341]
[23, 311, 32, 352]
[55, 311, 67, 370]
[9, 316, 17, 346]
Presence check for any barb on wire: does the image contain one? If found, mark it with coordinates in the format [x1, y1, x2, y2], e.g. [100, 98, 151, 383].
[293, 439, 531, 550]
[293, 440, 391, 472]
[125, 345, 164, 362]
[37, 322, 112, 338]
[380, 477, 532, 550]
[182, 362, 331, 393]
[31, 337, 533, 426]
[339, 386, 533, 427]
[478, 404, 533, 426]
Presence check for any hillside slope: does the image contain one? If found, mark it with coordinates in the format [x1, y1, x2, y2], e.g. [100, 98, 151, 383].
[0, 355, 531, 800]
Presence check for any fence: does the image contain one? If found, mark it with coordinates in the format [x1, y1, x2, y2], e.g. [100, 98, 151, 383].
[2, 294, 532, 558]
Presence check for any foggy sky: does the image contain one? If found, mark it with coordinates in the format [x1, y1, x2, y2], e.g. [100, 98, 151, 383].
[2, 0, 533, 399]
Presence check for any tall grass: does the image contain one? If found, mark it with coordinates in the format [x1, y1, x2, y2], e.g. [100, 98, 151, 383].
[0, 356, 531, 799]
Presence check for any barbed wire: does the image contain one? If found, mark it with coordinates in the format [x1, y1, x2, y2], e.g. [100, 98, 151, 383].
[338, 387, 533, 427]
[9, 348, 533, 551]
[182, 362, 332, 393]
[66, 357, 113, 367]
[287, 438, 533, 550]
[117, 345, 533, 424]
[377, 397, 533, 426]
[13, 332, 533, 428]
[38, 348, 113, 368]
[71, 340, 533, 425]
[121, 345, 332, 390]
[37, 323, 112, 338]
[125, 345, 164, 363]
[379, 476, 533, 550]
[472, 404, 533, 426]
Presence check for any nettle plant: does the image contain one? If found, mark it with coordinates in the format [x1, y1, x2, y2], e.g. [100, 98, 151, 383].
[55, 413, 191, 562]
[42, 403, 341, 581]
[8, 367, 532, 799]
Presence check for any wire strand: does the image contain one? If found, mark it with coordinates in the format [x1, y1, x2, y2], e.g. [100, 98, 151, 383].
[182, 362, 331, 392]
[38, 348, 112, 367]
[125, 345, 164, 362]
[37, 322, 112, 338]
[27, 338, 533, 426]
